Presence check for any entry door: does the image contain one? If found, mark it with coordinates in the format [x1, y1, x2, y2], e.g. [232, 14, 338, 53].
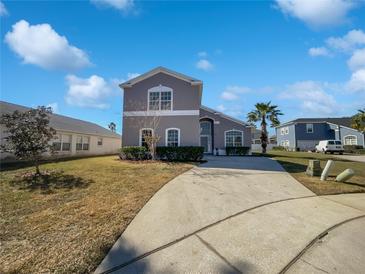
[200, 136, 211, 153]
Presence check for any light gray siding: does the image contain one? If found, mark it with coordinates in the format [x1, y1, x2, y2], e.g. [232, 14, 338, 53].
[340, 127, 364, 147]
[276, 124, 296, 150]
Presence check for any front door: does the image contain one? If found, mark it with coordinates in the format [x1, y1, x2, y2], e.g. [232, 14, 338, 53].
[200, 135, 211, 153]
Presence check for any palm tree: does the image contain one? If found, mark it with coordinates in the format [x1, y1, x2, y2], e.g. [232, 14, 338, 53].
[108, 122, 116, 132]
[247, 102, 283, 153]
[352, 108, 365, 131]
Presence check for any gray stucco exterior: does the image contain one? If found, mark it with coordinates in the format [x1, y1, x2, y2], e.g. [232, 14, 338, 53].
[276, 120, 364, 151]
[121, 67, 251, 153]
[199, 107, 251, 153]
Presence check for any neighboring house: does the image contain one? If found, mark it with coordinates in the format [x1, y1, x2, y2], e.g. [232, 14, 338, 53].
[276, 117, 365, 151]
[250, 127, 277, 145]
[120, 67, 251, 155]
[0, 101, 121, 162]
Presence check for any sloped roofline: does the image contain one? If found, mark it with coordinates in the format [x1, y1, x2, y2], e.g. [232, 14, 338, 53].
[120, 66, 203, 88]
[200, 105, 248, 126]
[276, 118, 363, 133]
[0, 101, 121, 139]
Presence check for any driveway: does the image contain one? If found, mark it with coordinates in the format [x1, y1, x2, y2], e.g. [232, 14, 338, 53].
[95, 156, 365, 274]
[335, 154, 365, 163]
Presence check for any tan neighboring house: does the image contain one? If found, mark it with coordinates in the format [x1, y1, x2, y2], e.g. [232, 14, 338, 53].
[120, 66, 251, 155]
[0, 101, 121, 162]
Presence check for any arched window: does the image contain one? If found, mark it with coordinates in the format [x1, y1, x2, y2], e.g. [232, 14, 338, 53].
[166, 128, 180, 147]
[225, 130, 243, 147]
[148, 85, 173, 111]
[344, 135, 357, 145]
[140, 128, 153, 147]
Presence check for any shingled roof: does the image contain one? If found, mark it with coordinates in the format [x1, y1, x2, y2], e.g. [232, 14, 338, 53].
[0, 101, 121, 139]
[279, 117, 354, 128]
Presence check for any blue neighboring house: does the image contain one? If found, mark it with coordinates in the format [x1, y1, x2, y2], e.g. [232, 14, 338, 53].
[276, 117, 365, 151]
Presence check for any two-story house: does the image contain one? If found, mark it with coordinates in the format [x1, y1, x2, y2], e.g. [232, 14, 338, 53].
[120, 67, 251, 155]
[276, 118, 365, 151]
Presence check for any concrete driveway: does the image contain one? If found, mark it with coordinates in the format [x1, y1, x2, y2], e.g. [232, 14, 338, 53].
[95, 156, 365, 274]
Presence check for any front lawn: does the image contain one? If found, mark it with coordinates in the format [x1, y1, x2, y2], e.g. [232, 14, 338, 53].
[261, 151, 365, 195]
[0, 156, 193, 273]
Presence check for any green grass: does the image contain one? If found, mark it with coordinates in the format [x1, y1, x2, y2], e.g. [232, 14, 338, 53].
[0, 156, 193, 274]
[260, 151, 365, 195]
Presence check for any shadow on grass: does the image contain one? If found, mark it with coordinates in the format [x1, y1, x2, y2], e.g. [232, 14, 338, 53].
[261, 152, 354, 162]
[274, 159, 307, 173]
[10, 170, 94, 194]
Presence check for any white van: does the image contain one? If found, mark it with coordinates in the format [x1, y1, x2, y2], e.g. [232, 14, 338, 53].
[315, 140, 344, 154]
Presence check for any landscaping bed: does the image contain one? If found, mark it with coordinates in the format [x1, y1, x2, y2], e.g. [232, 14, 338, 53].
[0, 155, 193, 273]
[260, 151, 365, 195]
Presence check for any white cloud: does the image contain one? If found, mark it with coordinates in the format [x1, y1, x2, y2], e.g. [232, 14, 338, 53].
[126, 72, 140, 79]
[65, 75, 112, 109]
[347, 69, 365, 92]
[0, 1, 8, 16]
[275, 0, 357, 28]
[347, 48, 365, 71]
[196, 59, 213, 71]
[280, 81, 338, 115]
[5, 20, 91, 71]
[216, 104, 226, 112]
[91, 0, 134, 11]
[308, 47, 331, 57]
[326, 29, 365, 53]
[47, 103, 59, 114]
[198, 51, 208, 58]
[220, 85, 251, 101]
[221, 91, 239, 101]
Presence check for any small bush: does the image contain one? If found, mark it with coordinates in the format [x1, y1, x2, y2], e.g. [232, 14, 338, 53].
[344, 145, 364, 154]
[272, 146, 286, 151]
[225, 146, 250, 156]
[156, 146, 204, 161]
[119, 146, 151, 161]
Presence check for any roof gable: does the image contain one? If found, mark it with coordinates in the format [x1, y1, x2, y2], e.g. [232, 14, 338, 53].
[120, 66, 202, 88]
[200, 105, 248, 126]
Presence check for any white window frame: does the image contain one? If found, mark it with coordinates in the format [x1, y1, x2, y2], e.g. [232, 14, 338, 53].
[285, 127, 289, 135]
[76, 135, 90, 151]
[280, 128, 285, 135]
[97, 137, 103, 146]
[224, 129, 244, 147]
[147, 85, 173, 111]
[52, 134, 72, 152]
[139, 128, 154, 147]
[165, 128, 180, 147]
[306, 123, 314, 133]
[344, 135, 358, 145]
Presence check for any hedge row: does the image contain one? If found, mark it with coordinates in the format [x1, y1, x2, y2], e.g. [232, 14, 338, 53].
[119, 146, 204, 161]
[343, 145, 365, 154]
[225, 146, 251, 156]
[156, 146, 204, 161]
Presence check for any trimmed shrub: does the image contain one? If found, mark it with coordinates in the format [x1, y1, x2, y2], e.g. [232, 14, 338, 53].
[272, 146, 286, 151]
[225, 146, 250, 156]
[119, 146, 151, 161]
[156, 146, 204, 161]
[344, 145, 365, 154]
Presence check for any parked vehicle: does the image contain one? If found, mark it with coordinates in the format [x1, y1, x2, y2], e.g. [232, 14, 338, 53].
[315, 140, 344, 154]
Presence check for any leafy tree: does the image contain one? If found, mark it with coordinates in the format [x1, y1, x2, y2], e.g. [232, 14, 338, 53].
[351, 108, 365, 131]
[1, 106, 56, 174]
[247, 102, 283, 153]
[108, 122, 116, 132]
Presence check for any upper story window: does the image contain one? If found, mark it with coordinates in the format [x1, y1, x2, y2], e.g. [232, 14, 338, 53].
[280, 127, 289, 135]
[52, 134, 72, 152]
[148, 85, 173, 111]
[306, 123, 314, 133]
[225, 130, 243, 147]
[166, 128, 180, 147]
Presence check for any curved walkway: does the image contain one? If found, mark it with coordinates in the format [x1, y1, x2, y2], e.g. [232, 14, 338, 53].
[95, 156, 365, 274]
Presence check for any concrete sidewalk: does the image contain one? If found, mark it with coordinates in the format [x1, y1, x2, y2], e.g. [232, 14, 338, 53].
[95, 157, 365, 274]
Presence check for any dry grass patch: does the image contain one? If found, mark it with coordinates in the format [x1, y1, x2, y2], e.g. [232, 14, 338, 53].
[0, 155, 193, 273]
[262, 151, 365, 195]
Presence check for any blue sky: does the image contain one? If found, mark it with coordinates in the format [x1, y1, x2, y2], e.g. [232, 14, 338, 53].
[1, 0, 365, 134]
